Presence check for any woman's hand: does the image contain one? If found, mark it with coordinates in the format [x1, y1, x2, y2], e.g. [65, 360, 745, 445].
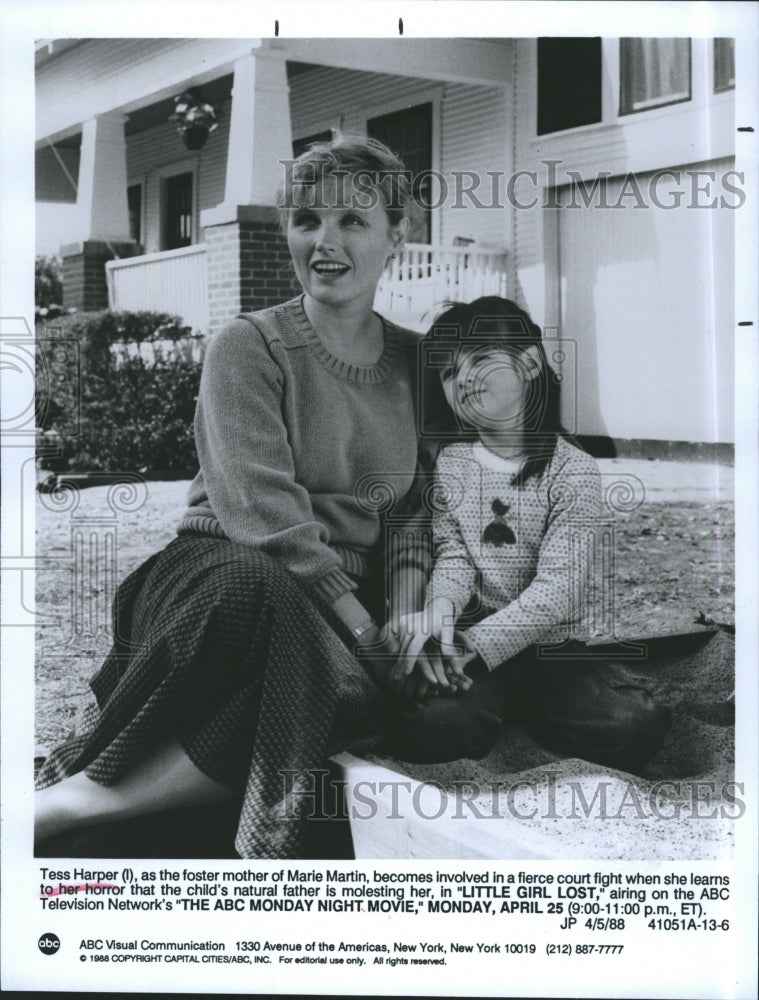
[387, 627, 479, 703]
[389, 597, 479, 697]
[352, 624, 403, 693]
[354, 622, 445, 704]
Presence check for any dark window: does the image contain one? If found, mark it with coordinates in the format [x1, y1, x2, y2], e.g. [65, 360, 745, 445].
[127, 183, 142, 244]
[293, 129, 333, 157]
[163, 172, 193, 250]
[619, 38, 691, 114]
[537, 38, 602, 135]
[368, 102, 433, 243]
[714, 38, 735, 93]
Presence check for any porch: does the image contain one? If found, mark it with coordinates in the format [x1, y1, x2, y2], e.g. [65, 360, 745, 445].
[38, 37, 512, 334]
[106, 241, 508, 334]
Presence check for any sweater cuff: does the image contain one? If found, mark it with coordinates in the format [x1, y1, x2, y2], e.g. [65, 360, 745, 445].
[465, 623, 518, 672]
[389, 542, 432, 576]
[311, 566, 359, 604]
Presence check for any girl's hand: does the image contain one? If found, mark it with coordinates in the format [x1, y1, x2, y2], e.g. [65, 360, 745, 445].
[393, 597, 457, 690]
[390, 632, 478, 703]
[441, 629, 480, 686]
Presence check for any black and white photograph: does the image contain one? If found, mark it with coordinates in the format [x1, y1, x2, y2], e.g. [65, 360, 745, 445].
[2, 2, 757, 997]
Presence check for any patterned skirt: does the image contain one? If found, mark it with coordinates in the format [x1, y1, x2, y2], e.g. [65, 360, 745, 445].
[36, 535, 386, 858]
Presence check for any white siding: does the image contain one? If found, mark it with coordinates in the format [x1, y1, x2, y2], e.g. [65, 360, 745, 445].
[556, 162, 735, 444]
[509, 38, 736, 443]
[438, 84, 510, 249]
[511, 39, 545, 322]
[289, 66, 434, 138]
[288, 67, 510, 251]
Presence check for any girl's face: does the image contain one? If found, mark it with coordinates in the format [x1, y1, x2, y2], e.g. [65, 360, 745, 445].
[286, 174, 407, 312]
[440, 343, 540, 431]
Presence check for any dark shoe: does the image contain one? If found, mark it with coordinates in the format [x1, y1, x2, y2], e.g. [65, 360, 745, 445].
[382, 691, 503, 764]
[523, 662, 672, 774]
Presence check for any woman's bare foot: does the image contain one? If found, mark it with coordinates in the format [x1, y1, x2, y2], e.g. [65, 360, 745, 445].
[35, 774, 104, 843]
[35, 742, 237, 845]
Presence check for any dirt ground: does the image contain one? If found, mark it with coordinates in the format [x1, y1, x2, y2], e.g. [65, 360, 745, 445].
[34, 458, 735, 756]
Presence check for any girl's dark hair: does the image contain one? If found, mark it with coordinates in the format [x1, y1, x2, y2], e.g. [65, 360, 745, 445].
[424, 296, 577, 485]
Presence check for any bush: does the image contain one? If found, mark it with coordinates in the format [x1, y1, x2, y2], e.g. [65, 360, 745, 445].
[35, 255, 63, 306]
[36, 310, 204, 474]
[35, 255, 70, 321]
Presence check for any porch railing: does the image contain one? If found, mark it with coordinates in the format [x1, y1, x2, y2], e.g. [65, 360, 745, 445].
[105, 241, 508, 336]
[375, 243, 508, 331]
[106, 243, 209, 334]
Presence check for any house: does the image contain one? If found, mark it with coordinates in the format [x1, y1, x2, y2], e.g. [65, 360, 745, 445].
[36, 36, 737, 455]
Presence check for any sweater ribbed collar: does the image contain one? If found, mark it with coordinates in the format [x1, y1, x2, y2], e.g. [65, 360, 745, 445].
[277, 296, 402, 385]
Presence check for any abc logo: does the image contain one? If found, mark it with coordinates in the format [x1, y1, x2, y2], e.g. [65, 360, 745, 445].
[38, 933, 61, 956]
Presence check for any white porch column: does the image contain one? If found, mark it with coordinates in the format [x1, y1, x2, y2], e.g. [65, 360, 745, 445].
[75, 113, 133, 243]
[201, 51, 293, 226]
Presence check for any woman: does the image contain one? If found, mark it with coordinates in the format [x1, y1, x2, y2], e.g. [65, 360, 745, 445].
[35, 136, 429, 859]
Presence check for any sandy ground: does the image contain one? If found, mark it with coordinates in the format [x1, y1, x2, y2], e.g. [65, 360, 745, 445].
[367, 460, 737, 860]
[367, 628, 735, 860]
[598, 457, 732, 503]
[34, 458, 735, 859]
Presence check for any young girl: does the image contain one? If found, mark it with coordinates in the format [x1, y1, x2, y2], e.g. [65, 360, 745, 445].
[384, 297, 670, 773]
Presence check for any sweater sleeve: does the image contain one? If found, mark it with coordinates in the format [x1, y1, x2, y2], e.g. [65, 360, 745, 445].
[466, 447, 602, 670]
[424, 451, 477, 616]
[385, 429, 437, 582]
[193, 317, 356, 602]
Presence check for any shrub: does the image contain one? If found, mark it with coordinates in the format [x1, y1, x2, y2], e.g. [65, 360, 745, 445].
[35, 255, 70, 321]
[36, 310, 204, 474]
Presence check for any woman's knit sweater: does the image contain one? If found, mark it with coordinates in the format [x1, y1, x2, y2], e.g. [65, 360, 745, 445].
[178, 297, 425, 604]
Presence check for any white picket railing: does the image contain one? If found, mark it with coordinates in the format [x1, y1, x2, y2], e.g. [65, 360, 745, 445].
[105, 241, 508, 336]
[110, 336, 206, 367]
[106, 244, 209, 334]
[375, 243, 508, 331]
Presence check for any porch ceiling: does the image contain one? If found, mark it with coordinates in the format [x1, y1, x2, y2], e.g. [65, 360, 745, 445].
[123, 75, 233, 136]
[35, 39, 84, 66]
[36, 37, 511, 146]
[272, 38, 512, 86]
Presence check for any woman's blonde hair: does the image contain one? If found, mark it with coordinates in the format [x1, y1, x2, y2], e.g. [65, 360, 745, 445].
[278, 133, 412, 228]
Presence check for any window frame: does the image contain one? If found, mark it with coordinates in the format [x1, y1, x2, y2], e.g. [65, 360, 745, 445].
[126, 177, 146, 247]
[367, 100, 435, 245]
[533, 37, 734, 142]
[712, 37, 736, 95]
[528, 37, 735, 189]
[359, 87, 443, 247]
[536, 37, 604, 136]
[157, 159, 198, 252]
[618, 38, 692, 117]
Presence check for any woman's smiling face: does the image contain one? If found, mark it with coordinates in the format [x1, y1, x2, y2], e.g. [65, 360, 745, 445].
[286, 174, 406, 311]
